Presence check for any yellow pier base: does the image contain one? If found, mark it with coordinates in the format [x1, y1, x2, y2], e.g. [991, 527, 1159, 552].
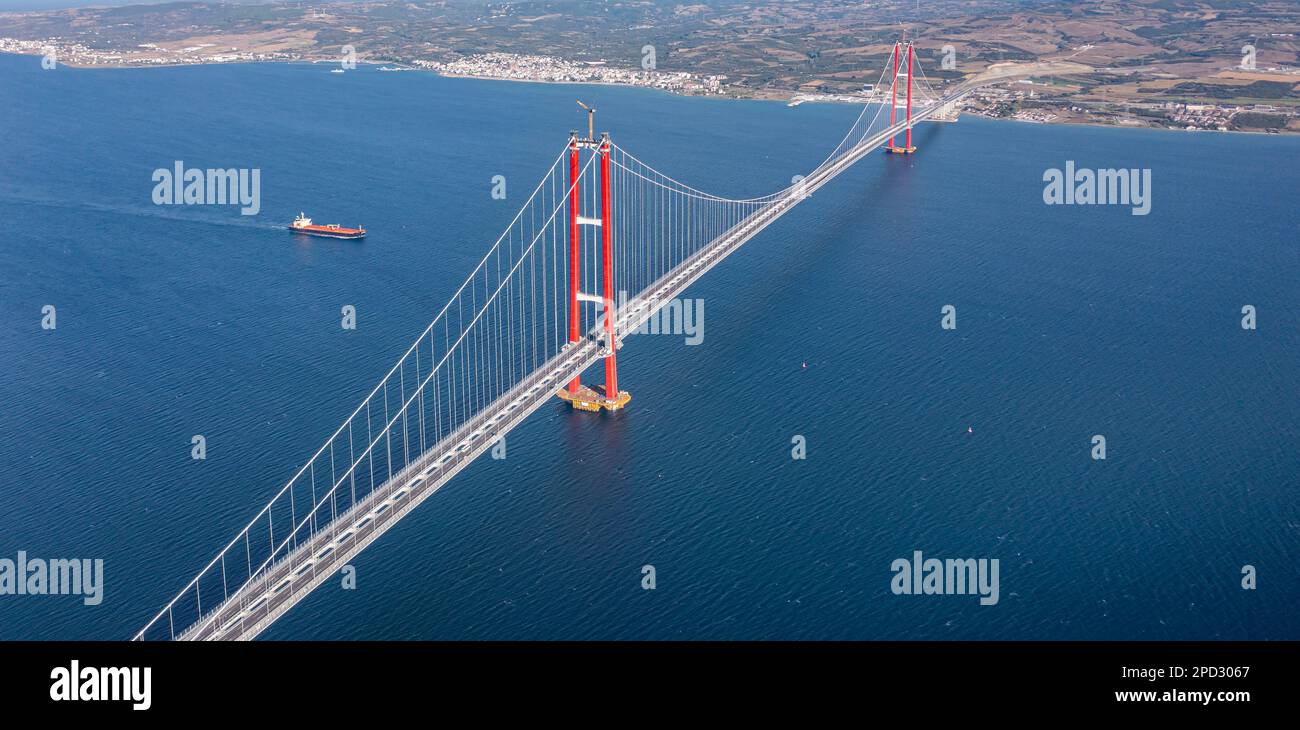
[884, 145, 917, 154]
[557, 384, 631, 412]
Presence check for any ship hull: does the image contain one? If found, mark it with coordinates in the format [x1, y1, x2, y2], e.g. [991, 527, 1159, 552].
[288, 226, 366, 239]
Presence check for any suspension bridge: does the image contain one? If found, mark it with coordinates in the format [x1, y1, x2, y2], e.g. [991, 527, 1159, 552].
[133, 41, 1087, 641]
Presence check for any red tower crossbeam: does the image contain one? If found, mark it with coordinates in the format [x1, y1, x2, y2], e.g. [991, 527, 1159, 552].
[567, 134, 582, 394]
[888, 42, 899, 149]
[904, 42, 915, 150]
[600, 135, 618, 400]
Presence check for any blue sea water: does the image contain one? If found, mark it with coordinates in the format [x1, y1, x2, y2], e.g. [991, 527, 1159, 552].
[1, 53, 1297, 640]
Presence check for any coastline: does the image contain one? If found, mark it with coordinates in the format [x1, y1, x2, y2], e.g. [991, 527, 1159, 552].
[3, 50, 1294, 137]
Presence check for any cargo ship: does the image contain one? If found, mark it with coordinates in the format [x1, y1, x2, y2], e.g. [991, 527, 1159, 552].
[288, 213, 366, 239]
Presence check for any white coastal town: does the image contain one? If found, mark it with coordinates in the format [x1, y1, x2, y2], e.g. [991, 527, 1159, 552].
[413, 53, 727, 95]
[0, 37, 300, 65]
[0, 39, 726, 96]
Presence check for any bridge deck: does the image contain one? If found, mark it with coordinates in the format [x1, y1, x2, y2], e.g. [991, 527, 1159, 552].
[182, 338, 606, 640]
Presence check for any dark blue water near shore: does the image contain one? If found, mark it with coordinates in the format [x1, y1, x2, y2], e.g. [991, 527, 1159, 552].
[1, 54, 1297, 640]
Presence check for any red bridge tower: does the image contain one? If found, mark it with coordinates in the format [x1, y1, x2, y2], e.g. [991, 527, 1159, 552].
[557, 122, 631, 413]
[885, 35, 918, 155]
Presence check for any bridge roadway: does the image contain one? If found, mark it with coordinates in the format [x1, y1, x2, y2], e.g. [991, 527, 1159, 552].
[176, 62, 1075, 640]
